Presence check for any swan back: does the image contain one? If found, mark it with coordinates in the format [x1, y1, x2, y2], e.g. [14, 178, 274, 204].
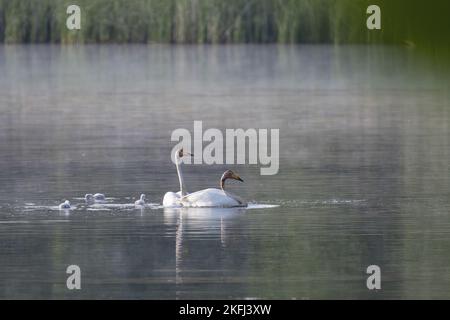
[181, 188, 246, 208]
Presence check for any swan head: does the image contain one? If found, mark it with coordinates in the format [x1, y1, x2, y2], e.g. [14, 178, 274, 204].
[85, 194, 94, 202]
[176, 148, 193, 162]
[140, 194, 146, 200]
[220, 170, 244, 189]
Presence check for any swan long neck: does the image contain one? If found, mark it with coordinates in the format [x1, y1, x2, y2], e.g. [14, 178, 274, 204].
[175, 155, 188, 196]
[220, 177, 226, 190]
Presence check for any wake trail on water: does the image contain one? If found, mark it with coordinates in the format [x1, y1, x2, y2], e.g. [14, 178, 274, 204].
[9, 198, 367, 213]
[14, 200, 280, 212]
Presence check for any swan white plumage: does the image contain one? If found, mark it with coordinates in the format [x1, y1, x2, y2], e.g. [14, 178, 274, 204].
[162, 148, 246, 208]
[59, 200, 71, 210]
[181, 170, 246, 208]
[135, 194, 146, 206]
[162, 191, 182, 207]
[163, 148, 192, 207]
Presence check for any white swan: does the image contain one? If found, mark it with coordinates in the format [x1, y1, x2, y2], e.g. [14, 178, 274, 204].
[85, 193, 106, 203]
[135, 194, 146, 206]
[163, 148, 192, 207]
[59, 200, 71, 210]
[162, 148, 246, 208]
[181, 170, 246, 208]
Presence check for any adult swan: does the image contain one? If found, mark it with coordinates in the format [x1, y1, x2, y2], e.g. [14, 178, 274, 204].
[162, 149, 247, 208]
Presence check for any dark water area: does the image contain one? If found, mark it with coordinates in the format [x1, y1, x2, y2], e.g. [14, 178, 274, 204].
[0, 44, 449, 299]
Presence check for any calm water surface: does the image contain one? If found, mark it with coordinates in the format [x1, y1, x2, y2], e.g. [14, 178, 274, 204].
[0, 44, 449, 299]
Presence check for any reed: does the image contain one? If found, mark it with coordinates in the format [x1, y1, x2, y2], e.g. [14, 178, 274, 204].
[0, 0, 448, 49]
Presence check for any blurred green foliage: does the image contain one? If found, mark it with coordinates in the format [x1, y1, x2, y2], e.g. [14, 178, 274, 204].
[0, 0, 448, 49]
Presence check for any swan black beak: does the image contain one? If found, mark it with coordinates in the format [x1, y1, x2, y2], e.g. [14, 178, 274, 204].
[236, 176, 244, 182]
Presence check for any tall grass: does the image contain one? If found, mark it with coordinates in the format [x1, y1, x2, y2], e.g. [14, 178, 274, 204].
[0, 0, 448, 49]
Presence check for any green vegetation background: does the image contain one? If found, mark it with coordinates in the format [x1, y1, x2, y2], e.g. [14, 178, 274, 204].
[0, 0, 449, 50]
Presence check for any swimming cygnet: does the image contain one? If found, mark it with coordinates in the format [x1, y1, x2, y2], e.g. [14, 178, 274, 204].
[59, 200, 71, 210]
[85, 193, 106, 203]
[93, 193, 105, 200]
[135, 194, 146, 206]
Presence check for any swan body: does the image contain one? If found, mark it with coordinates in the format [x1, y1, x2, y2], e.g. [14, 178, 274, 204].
[135, 194, 146, 206]
[181, 188, 246, 207]
[163, 191, 182, 207]
[59, 200, 71, 210]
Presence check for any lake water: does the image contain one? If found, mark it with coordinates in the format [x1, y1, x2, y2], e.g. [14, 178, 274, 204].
[0, 44, 449, 299]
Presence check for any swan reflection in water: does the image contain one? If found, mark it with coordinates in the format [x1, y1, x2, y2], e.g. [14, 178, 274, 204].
[163, 206, 246, 286]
